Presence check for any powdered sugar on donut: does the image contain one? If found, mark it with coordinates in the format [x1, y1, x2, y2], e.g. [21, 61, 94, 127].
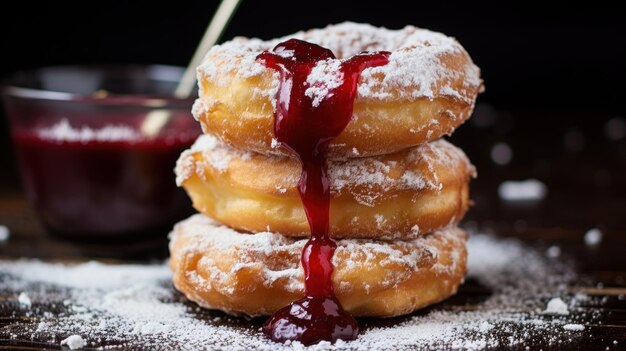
[197, 22, 482, 106]
[176, 135, 474, 206]
[170, 214, 466, 300]
[175, 134, 253, 186]
[305, 58, 344, 107]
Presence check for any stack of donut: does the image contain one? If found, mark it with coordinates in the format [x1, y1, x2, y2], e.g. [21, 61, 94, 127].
[169, 22, 482, 318]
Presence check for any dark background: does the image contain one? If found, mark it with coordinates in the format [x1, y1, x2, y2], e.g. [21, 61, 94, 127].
[1, 0, 625, 195]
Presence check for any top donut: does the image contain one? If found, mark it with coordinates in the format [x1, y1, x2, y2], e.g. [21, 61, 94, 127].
[195, 22, 483, 159]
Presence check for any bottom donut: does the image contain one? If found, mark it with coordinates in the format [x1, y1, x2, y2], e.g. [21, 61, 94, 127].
[169, 214, 467, 318]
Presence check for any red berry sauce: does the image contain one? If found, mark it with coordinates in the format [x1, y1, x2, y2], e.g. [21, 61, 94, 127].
[257, 39, 389, 345]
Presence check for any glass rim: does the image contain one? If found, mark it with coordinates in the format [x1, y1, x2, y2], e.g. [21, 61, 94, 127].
[1, 64, 195, 108]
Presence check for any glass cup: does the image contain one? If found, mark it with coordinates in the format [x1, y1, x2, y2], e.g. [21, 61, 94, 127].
[2, 65, 200, 240]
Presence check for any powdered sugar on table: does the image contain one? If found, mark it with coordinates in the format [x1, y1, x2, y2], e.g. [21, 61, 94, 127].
[0, 233, 600, 350]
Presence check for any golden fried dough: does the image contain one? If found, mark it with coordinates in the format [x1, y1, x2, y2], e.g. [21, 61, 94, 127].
[175, 135, 475, 239]
[194, 22, 483, 159]
[169, 214, 468, 317]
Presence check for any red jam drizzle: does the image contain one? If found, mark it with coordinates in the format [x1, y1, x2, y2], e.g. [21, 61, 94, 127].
[257, 39, 389, 345]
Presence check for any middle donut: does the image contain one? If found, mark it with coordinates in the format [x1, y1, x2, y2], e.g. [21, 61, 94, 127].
[176, 135, 475, 239]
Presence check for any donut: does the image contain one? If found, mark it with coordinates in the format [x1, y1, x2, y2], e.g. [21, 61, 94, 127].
[175, 135, 475, 239]
[194, 22, 483, 159]
[169, 214, 468, 317]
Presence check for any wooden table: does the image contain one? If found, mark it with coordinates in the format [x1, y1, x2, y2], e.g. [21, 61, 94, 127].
[1, 110, 625, 349]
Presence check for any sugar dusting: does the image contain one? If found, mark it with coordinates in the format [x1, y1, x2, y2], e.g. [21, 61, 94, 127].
[174, 134, 254, 186]
[544, 298, 569, 315]
[498, 179, 548, 202]
[176, 134, 475, 206]
[18, 292, 31, 308]
[490, 142, 513, 166]
[169, 215, 465, 299]
[0, 232, 599, 350]
[37, 119, 139, 142]
[0, 225, 9, 242]
[61, 335, 86, 349]
[563, 324, 585, 331]
[305, 58, 344, 107]
[584, 228, 603, 246]
[198, 22, 482, 105]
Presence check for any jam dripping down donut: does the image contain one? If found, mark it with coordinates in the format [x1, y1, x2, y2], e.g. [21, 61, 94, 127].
[257, 39, 389, 345]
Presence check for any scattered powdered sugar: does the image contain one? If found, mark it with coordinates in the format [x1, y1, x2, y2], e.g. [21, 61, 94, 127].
[2, 260, 170, 290]
[544, 298, 569, 315]
[584, 228, 603, 246]
[0, 231, 600, 350]
[61, 334, 86, 349]
[498, 179, 548, 202]
[273, 46, 295, 59]
[37, 119, 139, 142]
[478, 321, 495, 332]
[563, 324, 585, 331]
[0, 225, 9, 242]
[490, 142, 513, 166]
[18, 292, 32, 308]
[546, 245, 562, 258]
